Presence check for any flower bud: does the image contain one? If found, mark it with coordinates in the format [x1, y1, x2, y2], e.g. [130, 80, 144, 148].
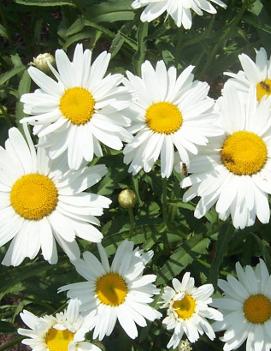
[31, 53, 54, 72]
[118, 189, 136, 209]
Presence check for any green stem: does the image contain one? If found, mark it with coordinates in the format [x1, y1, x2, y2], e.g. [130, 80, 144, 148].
[128, 207, 135, 235]
[162, 177, 168, 225]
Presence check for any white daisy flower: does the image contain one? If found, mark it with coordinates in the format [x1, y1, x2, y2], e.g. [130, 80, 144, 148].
[21, 43, 132, 170]
[181, 86, 271, 229]
[213, 259, 271, 351]
[58, 240, 162, 340]
[123, 60, 221, 178]
[0, 126, 111, 266]
[131, 0, 227, 29]
[161, 272, 222, 349]
[224, 47, 271, 102]
[18, 299, 101, 351]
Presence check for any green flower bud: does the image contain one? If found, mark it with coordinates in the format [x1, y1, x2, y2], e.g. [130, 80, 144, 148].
[118, 189, 136, 209]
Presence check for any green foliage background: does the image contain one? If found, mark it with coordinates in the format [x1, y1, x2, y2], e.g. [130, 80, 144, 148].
[0, 0, 271, 350]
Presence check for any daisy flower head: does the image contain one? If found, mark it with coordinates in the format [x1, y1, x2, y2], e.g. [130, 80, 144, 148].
[21, 43, 132, 170]
[181, 85, 271, 229]
[131, 0, 227, 29]
[213, 259, 271, 351]
[0, 125, 111, 266]
[224, 47, 271, 102]
[18, 299, 101, 351]
[59, 240, 162, 340]
[123, 60, 221, 178]
[161, 272, 222, 349]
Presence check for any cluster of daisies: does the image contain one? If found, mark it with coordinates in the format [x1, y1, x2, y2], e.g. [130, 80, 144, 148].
[18, 245, 271, 351]
[0, 35, 271, 350]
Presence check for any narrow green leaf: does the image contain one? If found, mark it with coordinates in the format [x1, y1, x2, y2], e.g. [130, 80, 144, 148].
[0, 66, 25, 86]
[0, 24, 9, 40]
[208, 223, 234, 286]
[157, 235, 210, 284]
[109, 31, 125, 58]
[15, 69, 31, 126]
[15, 0, 74, 6]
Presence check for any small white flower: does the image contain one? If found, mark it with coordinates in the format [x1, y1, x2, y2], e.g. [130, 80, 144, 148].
[0, 126, 111, 266]
[59, 240, 162, 340]
[224, 47, 271, 102]
[123, 60, 221, 178]
[181, 86, 271, 229]
[213, 260, 271, 351]
[21, 43, 132, 170]
[131, 0, 227, 29]
[161, 272, 222, 349]
[18, 299, 101, 351]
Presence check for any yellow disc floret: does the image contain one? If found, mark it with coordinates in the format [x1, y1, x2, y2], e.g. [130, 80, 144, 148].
[221, 131, 267, 175]
[146, 102, 183, 134]
[96, 272, 128, 306]
[10, 173, 58, 220]
[172, 294, 196, 320]
[45, 328, 74, 351]
[256, 79, 271, 101]
[60, 87, 95, 125]
[243, 294, 271, 324]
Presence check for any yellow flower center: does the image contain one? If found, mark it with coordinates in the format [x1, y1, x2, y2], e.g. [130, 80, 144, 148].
[60, 87, 95, 125]
[243, 294, 271, 324]
[172, 294, 196, 320]
[45, 328, 74, 351]
[96, 272, 128, 306]
[256, 79, 271, 101]
[10, 173, 58, 220]
[145, 102, 183, 134]
[221, 131, 267, 175]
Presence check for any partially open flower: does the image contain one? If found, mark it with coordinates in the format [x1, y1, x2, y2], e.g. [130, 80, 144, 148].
[31, 53, 55, 72]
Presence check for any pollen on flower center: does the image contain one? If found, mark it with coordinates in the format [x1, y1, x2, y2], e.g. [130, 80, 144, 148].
[10, 173, 58, 220]
[45, 328, 74, 351]
[243, 294, 271, 324]
[60, 87, 95, 125]
[221, 131, 267, 175]
[96, 272, 128, 306]
[256, 79, 271, 101]
[145, 102, 183, 134]
[172, 294, 196, 320]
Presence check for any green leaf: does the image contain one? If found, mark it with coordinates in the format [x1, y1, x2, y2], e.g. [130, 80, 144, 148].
[248, 0, 263, 16]
[0, 24, 9, 40]
[157, 235, 210, 284]
[208, 223, 234, 286]
[15, 0, 74, 6]
[243, 13, 271, 34]
[0, 66, 25, 86]
[109, 31, 125, 58]
[80, 0, 134, 23]
[15, 69, 31, 126]
[133, 22, 148, 75]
